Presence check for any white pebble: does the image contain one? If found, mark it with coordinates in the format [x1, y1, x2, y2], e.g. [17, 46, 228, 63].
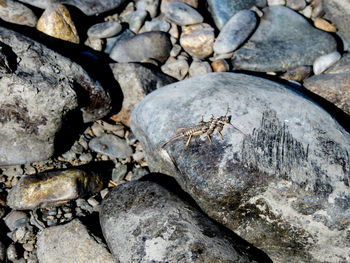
[267, 0, 285, 6]
[313, 51, 341, 75]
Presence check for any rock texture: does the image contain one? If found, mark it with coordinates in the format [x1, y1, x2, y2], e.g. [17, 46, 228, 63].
[37, 219, 116, 263]
[100, 180, 255, 263]
[232, 6, 337, 72]
[63, 0, 127, 16]
[130, 72, 350, 263]
[0, 0, 37, 27]
[0, 27, 111, 165]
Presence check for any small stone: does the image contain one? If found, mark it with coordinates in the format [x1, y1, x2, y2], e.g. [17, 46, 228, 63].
[170, 44, 182, 57]
[160, 0, 198, 13]
[213, 10, 257, 54]
[161, 58, 189, 80]
[267, 0, 285, 5]
[189, 61, 212, 77]
[164, 1, 203, 26]
[132, 151, 144, 162]
[110, 31, 171, 63]
[4, 211, 28, 231]
[91, 122, 105, 137]
[121, 10, 147, 33]
[61, 150, 76, 161]
[87, 21, 122, 39]
[311, 0, 323, 19]
[87, 197, 99, 207]
[104, 29, 135, 54]
[37, 219, 115, 263]
[36, 4, 79, 44]
[23, 243, 34, 252]
[180, 23, 215, 59]
[286, 0, 306, 10]
[135, 0, 159, 18]
[280, 65, 311, 81]
[313, 51, 341, 75]
[89, 133, 133, 159]
[112, 164, 128, 182]
[325, 53, 350, 74]
[314, 17, 337, 33]
[139, 19, 171, 33]
[79, 153, 93, 163]
[211, 59, 230, 72]
[119, 1, 134, 17]
[7, 169, 103, 210]
[0, 0, 37, 27]
[169, 22, 179, 39]
[300, 4, 312, 18]
[7, 244, 17, 261]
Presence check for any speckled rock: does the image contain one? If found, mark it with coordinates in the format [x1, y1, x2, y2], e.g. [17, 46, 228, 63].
[130, 72, 350, 263]
[63, 0, 127, 16]
[180, 23, 215, 59]
[110, 62, 175, 126]
[36, 4, 79, 44]
[110, 31, 172, 63]
[164, 1, 203, 26]
[37, 219, 115, 263]
[213, 10, 257, 54]
[280, 65, 311, 82]
[232, 6, 337, 72]
[100, 180, 256, 263]
[89, 133, 133, 158]
[7, 169, 103, 210]
[207, 0, 263, 29]
[0, 27, 111, 165]
[0, 0, 37, 27]
[87, 21, 122, 39]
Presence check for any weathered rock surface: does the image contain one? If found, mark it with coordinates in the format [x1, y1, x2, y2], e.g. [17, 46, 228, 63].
[89, 133, 133, 158]
[232, 6, 337, 72]
[7, 169, 103, 210]
[0, 27, 111, 165]
[130, 72, 350, 263]
[110, 62, 175, 126]
[110, 31, 172, 63]
[37, 219, 116, 263]
[100, 180, 255, 263]
[0, 0, 38, 27]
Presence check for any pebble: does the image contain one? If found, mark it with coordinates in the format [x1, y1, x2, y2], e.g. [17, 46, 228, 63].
[87, 21, 122, 39]
[325, 53, 350, 74]
[286, 0, 306, 10]
[188, 60, 212, 77]
[213, 10, 257, 54]
[311, 0, 323, 19]
[164, 1, 203, 26]
[4, 211, 28, 231]
[300, 4, 312, 18]
[135, 0, 159, 18]
[160, 0, 198, 13]
[104, 29, 135, 54]
[89, 133, 133, 159]
[112, 164, 128, 182]
[280, 65, 311, 81]
[211, 59, 230, 72]
[161, 58, 189, 80]
[180, 23, 215, 59]
[110, 31, 172, 63]
[313, 51, 341, 75]
[170, 43, 182, 57]
[0, 0, 38, 27]
[7, 169, 103, 210]
[36, 4, 80, 44]
[120, 9, 147, 33]
[267, 0, 285, 5]
[132, 151, 144, 162]
[63, 0, 127, 16]
[7, 244, 17, 261]
[314, 17, 337, 33]
[85, 37, 103, 51]
[139, 19, 171, 33]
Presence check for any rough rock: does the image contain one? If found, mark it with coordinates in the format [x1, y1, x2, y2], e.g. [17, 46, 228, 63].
[164, 1, 203, 26]
[135, 0, 159, 18]
[110, 31, 172, 63]
[63, 0, 127, 16]
[0, 0, 37, 27]
[130, 72, 350, 263]
[161, 58, 189, 80]
[0, 27, 111, 165]
[232, 6, 337, 72]
[120, 9, 148, 33]
[88, 133, 133, 158]
[37, 219, 115, 263]
[87, 21, 122, 39]
[139, 18, 171, 33]
[110, 62, 175, 126]
[36, 4, 80, 44]
[100, 180, 255, 263]
[7, 169, 103, 210]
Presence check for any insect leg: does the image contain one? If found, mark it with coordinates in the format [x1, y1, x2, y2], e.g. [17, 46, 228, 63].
[185, 134, 192, 148]
[206, 134, 212, 144]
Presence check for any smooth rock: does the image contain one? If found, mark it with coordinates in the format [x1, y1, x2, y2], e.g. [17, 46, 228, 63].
[121, 9, 147, 33]
[180, 23, 215, 59]
[87, 21, 122, 39]
[280, 65, 311, 82]
[111, 164, 128, 182]
[110, 31, 172, 63]
[0, 27, 111, 165]
[313, 51, 341, 75]
[85, 37, 103, 51]
[18, 0, 52, 9]
[7, 169, 103, 210]
[286, 0, 306, 10]
[213, 10, 257, 54]
[164, 1, 203, 26]
[232, 6, 337, 72]
[161, 58, 189, 80]
[110, 62, 175, 126]
[0, 0, 37, 27]
[188, 60, 212, 77]
[104, 28, 135, 54]
[207, 0, 261, 29]
[36, 4, 79, 44]
[267, 0, 285, 5]
[4, 211, 28, 231]
[100, 180, 255, 263]
[211, 59, 230, 72]
[63, 0, 127, 16]
[37, 219, 115, 263]
[323, 0, 350, 43]
[314, 17, 337, 33]
[303, 72, 350, 114]
[135, 0, 159, 18]
[139, 18, 171, 33]
[89, 133, 133, 158]
[130, 72, 350, 263]
[161, 0, 198, 13]
[325, 53, 350, 74]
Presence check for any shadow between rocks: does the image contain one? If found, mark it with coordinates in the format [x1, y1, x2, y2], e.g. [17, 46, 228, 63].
[141, 173, 273, 263]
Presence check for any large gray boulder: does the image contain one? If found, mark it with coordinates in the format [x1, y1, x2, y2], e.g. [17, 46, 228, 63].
[130, 72, 350, 263]
[0, 27, 111, 165]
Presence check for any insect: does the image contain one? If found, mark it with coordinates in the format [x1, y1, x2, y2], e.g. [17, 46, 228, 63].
[161, 108, 244, 149]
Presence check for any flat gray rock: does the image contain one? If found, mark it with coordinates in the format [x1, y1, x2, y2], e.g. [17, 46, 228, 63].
[0, 0, 37, 27]
[110, 31, 172, 63]
[87, 21, 122, 39]
[89, 133, 133, 158]
[0, 27, 111, 165]
[130, 72, 350, 263]
[100, 180, 255, 263]
[164, 1, 203, 26]
[232, 6, 337, 72]
[37, 219, 116, 263]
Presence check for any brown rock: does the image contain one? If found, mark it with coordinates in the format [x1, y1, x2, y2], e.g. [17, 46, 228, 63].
[160, 0, 198, 13]
[36, 4, 79, 43]
[314, 17, 337, 32]
[0, 0, 37, 27]
[280, 65, 312, 82]
[7, 169, 103, 210]
[180, 23, 215, 59]
[211, 59, 230, 72]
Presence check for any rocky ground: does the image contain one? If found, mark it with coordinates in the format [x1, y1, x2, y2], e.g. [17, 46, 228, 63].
[0, 0, 350, 262]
